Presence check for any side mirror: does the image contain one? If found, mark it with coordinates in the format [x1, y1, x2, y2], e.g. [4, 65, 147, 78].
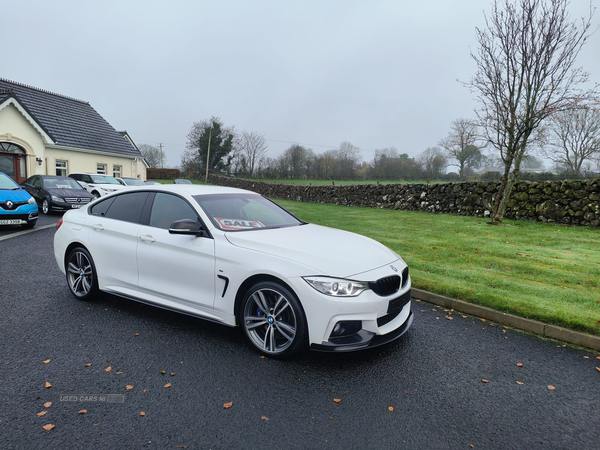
[168, 219, 208, 237]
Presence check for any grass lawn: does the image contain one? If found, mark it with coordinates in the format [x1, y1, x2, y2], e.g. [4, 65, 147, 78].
[275, 199, 600, 336]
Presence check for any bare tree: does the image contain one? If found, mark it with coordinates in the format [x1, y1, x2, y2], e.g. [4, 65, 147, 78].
[539, 106, 600, 175]
[417, 147, 448, 179]
[466, 0, 596, 224]
[438, 118, 484, 179]
[139, 144, 165, 168]
[283, 144, 309, 178]
[336, 141, 362, 179]
[237, 131, 268, 176]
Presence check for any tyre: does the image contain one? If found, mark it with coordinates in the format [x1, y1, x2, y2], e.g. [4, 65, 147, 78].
[241, 281, 307, 358]
[66, 247, 99, 300]
[42, 198, 50, 214]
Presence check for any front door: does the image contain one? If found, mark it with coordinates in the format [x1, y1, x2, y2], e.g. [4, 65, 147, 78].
[0, 143, 28, 184]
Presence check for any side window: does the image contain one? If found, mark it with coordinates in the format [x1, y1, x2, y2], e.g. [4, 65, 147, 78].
[149, 193, 198, 229]
[89, 197, 115, 217]
[101, 192, 149, 224]
[33, 177, 42, 188]
[83, 175, 91, 183]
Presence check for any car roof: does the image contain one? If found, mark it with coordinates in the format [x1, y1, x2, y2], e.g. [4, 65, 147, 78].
[126, 184, 255, 196]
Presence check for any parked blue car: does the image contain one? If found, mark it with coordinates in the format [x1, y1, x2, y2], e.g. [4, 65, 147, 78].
[0, 171, 38, 229]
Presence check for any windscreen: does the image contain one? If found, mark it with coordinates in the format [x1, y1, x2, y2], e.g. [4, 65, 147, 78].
[193, 193, 303, 231]
[90, 175, 121, 185]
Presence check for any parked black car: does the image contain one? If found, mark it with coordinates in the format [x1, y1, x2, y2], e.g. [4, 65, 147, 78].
[21, 175, 96, 214]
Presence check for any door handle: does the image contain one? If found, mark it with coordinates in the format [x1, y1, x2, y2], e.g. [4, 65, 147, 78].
[92, 224, 104, 231]
[139, 235, 156, 243]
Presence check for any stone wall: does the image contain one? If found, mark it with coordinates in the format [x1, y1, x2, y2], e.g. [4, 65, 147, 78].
[207, 175, 600, 226]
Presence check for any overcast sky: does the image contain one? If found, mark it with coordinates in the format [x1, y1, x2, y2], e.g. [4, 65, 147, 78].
[4, 0, 599, 168]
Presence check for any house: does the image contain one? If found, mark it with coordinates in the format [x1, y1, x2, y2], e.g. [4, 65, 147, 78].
[0, 78, 147, 184]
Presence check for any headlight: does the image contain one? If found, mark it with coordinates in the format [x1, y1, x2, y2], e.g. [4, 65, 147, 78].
[28, 197, 36, 205]
[103, 187, 117, 192]
[303, 276, 369, 297]
[51, 195, 66, 203]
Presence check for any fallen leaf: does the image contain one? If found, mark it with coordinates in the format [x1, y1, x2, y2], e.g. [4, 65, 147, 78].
[134, 333, 140, 336]
[517, 362, 523, 367]
[43, 402, 52, 408]
[164, 383, 172, 388]
[223, 401, 233, 409]
[116, 372, 123, 375]
[45, 382, 52, 388]
[333, 398, 341, 403]
[479, 318, 486, 322]
[261, 416, 268, 420]
[260, 356, 265, 359]
[159, 369, 166, 375]
[481, 379, 489, 383]
[584, 356, 589, 359]
[43, 359, 51, 364]
[516, 381, 524, 385]
[445, 315, 453, 320]
[84, 363, 92, 367]
[79, 410, 87, 414]
[105, 366, 112, 372]
[548, 385, 556, 390]
[462, 315, 468, 318]
[126, 385, 134, 390]
[140, 412, 146, 417]
[37, 411, 47, 416]
[170, 372, 175, 377]
[143, 389, 147, 393]
[596, 367, 600, 373]
[42, 424, 55, 431]
[596, 356, 600, 360]
[388, 406, 394, 412]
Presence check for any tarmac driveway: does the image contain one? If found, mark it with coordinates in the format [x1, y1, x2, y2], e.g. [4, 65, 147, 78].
[1, 227, 599, 449]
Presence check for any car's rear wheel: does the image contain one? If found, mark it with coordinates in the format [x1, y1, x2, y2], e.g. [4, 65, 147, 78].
[66, 247, 98, 300]
[42, 198, 50, 214]
[241, 281, 307, 358]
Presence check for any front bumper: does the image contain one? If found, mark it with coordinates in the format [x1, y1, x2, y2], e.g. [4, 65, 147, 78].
[311, 310, 413, 352]
[0, 209, 38, 226]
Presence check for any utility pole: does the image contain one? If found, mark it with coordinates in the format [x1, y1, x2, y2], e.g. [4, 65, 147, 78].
[158, 143, 164, 168]
[204, 129, 212, 183]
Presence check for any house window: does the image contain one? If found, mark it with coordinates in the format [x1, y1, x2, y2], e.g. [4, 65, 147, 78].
[97, 164, 106, 174]
[56, 160, 67, 176]
[113, 165, 122, 178]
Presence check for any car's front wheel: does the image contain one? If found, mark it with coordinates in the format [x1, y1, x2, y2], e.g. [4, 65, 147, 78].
[66, 247, 99, 300]
[92, 191, 101, 199]
[241, 281, 307, 358]
[42, 198, 51, 214]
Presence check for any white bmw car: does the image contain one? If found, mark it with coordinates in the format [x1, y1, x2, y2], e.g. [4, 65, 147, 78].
[54, 184, 412, 358]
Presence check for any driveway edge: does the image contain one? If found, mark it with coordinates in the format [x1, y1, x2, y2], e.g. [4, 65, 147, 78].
[411, 288, 600, 352]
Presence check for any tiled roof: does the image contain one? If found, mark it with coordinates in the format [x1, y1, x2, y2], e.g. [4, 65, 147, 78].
[0, 78, 142, 158]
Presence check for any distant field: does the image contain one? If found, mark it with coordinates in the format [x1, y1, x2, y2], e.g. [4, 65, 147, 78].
[275, 199, 600, 336]
[245, 179, 443, 186]
[151, 179, 206, 185]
